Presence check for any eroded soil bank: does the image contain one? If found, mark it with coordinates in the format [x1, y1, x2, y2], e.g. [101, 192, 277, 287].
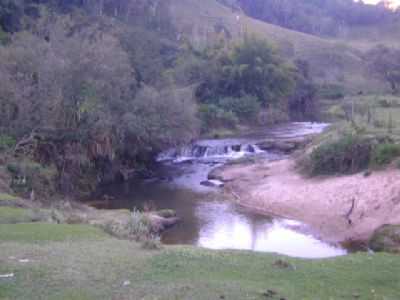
[219, 158, 400, 243]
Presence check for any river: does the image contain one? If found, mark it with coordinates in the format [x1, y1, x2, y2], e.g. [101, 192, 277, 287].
[96, 122, 350, 259]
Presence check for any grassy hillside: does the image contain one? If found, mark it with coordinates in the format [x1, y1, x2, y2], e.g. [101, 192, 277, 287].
[1, 223, 400, 300]
[169, 0, 388, 94]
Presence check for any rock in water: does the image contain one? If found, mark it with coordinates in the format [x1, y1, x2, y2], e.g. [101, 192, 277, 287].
[200, 180, 224, 188]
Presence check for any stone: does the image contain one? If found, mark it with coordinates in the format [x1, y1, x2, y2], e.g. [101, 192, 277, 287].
[200, 180, 224, 188]
[369, 224, 400, 253]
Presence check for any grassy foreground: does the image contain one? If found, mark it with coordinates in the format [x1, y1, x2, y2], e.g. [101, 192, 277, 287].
[0, 224, 399, 300]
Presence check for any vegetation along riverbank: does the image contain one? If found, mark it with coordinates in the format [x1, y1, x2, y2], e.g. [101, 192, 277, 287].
[2, 0, 400, 299]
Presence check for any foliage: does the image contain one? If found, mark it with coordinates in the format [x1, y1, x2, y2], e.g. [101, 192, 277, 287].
[304, 133, 374, 176]
[120, 85, 198, 156]
[367, 45, 400, 94]
[371, 143, 400, 166]
[128, 209, 151, 238]
[218, 95, 261, 121]
[198, 104, 239, 132]
[0, 10, 199, 195]
[318, 84, 345, 100]
[0, 134, 16, 151]
[0, 25, 8, 44]
[193, 35, 298, 130]
[118, 26, 179, 86]
[289, 59, 317, 119]
[7, 159, 57, 198]
[196, 35, 295, 107]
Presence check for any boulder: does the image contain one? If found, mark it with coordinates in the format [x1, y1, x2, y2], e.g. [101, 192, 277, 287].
[256, 139, 276, 151]
[256, 140, 296, 152]
[369, 224, 400, 253]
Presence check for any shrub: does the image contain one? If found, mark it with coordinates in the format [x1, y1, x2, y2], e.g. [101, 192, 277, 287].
[305, 134, 373, 175]
[371, 143, 400, 166]
[218, 95, 260, 121]
[0, 134, 16, 151]
[318, 84, 345, 100]
[378, 98, 392, 108]
[199, 104, 238, 131]
[7, 160, 57, 198]
[128, 209, 151, 238]
[326, 105, 347, 120]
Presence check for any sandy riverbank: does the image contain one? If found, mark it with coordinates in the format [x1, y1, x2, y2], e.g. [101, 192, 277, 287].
[220, 158, 400, 243]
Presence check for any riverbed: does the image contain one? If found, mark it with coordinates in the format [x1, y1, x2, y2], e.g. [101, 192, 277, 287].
[96, 122, 350, 258]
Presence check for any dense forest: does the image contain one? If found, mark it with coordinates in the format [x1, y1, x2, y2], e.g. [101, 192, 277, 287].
[0, 0, 399, 197]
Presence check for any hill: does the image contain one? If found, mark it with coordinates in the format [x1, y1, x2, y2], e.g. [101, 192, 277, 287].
[168, 0, 393, 94]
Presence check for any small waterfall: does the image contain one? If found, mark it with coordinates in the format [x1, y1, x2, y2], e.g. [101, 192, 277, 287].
[157, 143, 264, 163]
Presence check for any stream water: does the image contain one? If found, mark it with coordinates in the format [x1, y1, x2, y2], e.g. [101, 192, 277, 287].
[97, 122, 349, 259]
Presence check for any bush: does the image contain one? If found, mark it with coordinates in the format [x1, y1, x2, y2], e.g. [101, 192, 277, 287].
[218, 95, 260, 121]
[7, 160, 57, 198]
[318, 84, 345, 100]
[371, 143, 400, 166]
[199, 104, 238, 131]
[0, 134, 16, 151]
[305, 134, 373, 175]
[128, 209, 151, 238]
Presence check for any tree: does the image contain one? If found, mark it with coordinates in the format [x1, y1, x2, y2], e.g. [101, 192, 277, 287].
[367, 45, 400, 93]
[196, 35, 295, 107]
[289, 59, 317, 120]
[0, 16, 136, 136]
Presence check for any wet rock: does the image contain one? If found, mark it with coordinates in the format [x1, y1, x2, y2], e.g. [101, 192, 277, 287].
[257, 136, 313, 153]
[200, 180, 224, 188]
[231, 144, 241, 152]
[369, 224, 400, 253]
[257, 140, 296, 152]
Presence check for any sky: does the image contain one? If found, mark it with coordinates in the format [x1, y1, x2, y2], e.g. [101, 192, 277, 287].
[362, 0, 400, 8]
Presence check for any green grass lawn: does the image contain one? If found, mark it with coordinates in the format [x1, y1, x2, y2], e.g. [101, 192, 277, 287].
[0, 223, 107, 243]
[0, 223, 399, 300]
[0, 194, 20, 203]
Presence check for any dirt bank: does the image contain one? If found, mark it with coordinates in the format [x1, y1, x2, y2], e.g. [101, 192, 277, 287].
[220, 158, 400, 243]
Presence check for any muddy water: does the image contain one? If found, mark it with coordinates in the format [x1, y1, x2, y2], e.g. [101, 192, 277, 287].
[98, 122, 348, 258]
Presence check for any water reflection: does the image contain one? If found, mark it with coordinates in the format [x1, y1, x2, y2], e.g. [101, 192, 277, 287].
[192, 200, 346, 258]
